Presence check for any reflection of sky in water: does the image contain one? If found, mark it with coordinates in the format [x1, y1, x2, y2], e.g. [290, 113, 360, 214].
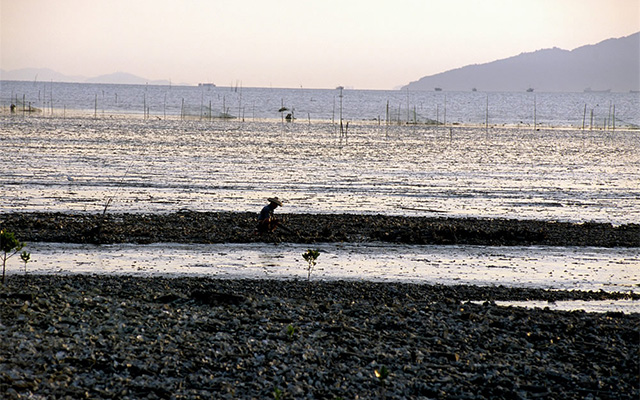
[2, 117, 639, 224]
[16, 242, 640, 312]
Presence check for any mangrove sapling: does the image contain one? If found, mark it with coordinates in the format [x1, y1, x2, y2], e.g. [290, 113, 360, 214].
[374, 365, 390, 399]
[0, 230, 25, 284]
[286, 324, 298, 340]
[272, 387, 284, 400]
[21, 251, 30, 275]
[302, 249, 320, 281]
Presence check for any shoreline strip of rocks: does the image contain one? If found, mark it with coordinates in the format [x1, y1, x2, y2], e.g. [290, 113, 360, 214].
[1, 275, 638, 399]
[2, 211, 638, 247]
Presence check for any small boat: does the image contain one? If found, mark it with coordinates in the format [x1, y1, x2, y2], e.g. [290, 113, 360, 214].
[198, 83, 216, 88]
[526, 88, 534, 92]
[584, 87, 611, 93]
[434, 87, 442, 91]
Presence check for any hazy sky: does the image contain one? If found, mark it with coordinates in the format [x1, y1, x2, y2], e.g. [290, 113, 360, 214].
[1, 0, 638, 89]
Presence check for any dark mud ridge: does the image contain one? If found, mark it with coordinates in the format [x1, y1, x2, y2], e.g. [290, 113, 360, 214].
[1, 211, 638, 247]
[1, 275, 638, 399]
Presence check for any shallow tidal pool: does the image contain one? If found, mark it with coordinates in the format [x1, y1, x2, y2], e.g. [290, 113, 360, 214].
[10, 241, 639, 314]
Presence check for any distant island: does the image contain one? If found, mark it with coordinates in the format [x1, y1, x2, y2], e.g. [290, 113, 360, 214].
[2, 32, 639, 92]
[403, 32, 639, 92]
[0, 69, 173, 86]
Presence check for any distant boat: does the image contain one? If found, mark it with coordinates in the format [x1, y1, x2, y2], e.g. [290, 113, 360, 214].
[434, 87, 442, 91]
[526, 88, 534, 92]
[198, 83, 216, 88]
[584, 87, 611, 93]
[472, 88, 477, 92]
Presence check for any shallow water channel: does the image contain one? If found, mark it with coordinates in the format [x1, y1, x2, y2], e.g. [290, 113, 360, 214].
[14, 242, 640, 314]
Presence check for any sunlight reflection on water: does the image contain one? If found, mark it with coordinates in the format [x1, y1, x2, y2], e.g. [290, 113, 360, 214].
[12, 241, 639, 312]
[2, 117, 639, 224]
[18, 241, 639, 297]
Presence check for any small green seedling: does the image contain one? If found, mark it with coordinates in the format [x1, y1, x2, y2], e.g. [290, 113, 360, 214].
[302, 249, 320, 281]
[273, 387, 284, 400]
[286, 324, 298, 339]
[20, 251, 31, 275]
[375, 365, 390, 399]
[1, 230, 25, 284]
[375, 365, 390, 384]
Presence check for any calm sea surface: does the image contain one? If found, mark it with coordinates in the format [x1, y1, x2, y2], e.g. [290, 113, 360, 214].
[1, 109, 638, 223]
[1, 82, 639, 309]
[2, 80, 640, 127]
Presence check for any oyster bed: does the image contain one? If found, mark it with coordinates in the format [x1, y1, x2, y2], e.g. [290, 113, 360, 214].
[1, 275, 638, 399]
[2, 211, 639, 247]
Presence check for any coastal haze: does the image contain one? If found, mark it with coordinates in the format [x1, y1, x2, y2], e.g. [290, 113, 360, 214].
[4, 31, 639, 92]
[0, 0, 639, 300]
[1, 0, 639, 89]
[1, 2, 640, 398]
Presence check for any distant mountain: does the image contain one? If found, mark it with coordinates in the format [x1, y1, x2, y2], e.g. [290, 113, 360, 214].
[0, 67, 86, 83]
[404, 32, 640, 92]
[0, 68, 171, 86]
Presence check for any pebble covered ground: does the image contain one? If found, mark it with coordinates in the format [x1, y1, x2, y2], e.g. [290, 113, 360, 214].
[1, 212, 638, 398]
[1, 275, 638, 399]
[2, 211, 639, 247]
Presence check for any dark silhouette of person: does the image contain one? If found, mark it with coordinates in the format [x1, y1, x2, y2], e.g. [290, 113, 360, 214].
[257, 197, 283, 233]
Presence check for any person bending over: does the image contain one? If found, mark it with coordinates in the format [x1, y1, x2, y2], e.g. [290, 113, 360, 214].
[257, 197, 283, 233]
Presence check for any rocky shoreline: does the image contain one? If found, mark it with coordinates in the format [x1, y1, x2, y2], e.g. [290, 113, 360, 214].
[2, 213, 638, 398]
[2, 211, 639, 247]
[1, 275, 638, 399]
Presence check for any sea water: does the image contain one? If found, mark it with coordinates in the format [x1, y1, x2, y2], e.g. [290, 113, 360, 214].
[1, 115, 638, 224]
[1, 82, 639, 312]
[17, 242, 640, 313]
[2, 80, 640, 127]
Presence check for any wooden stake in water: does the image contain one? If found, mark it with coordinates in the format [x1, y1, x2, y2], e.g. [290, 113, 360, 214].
[385, 100, 389, 138]
[339, 87, 344, 137]
[200, 90, 204, 120]
[533, 95, 537, 131]
[238, 82, 243, 122]
[582, 104, 587, 130]
[405, 87, 410, 124]
[485, 95, 489, 132]
[50, 81, 54, 116]
[332, 96, 336, 134]
[443, 95, 447, 126]
[612, 105, 615, 131]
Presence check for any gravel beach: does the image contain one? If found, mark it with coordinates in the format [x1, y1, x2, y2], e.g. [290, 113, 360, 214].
[1, 275, 638, 399]
[2, 211, 639, 247]
[1, 212, 638, 398]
